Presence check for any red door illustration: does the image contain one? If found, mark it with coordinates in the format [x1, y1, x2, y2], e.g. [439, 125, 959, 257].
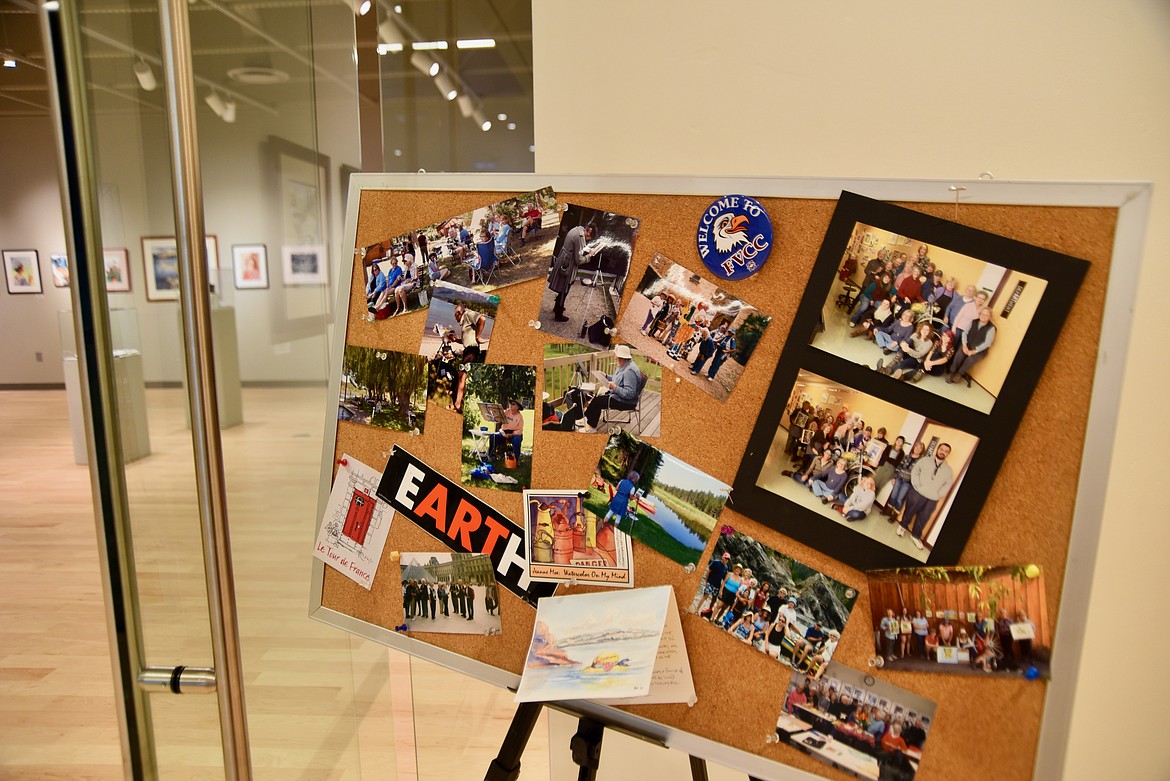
[343, 489, 375, 545]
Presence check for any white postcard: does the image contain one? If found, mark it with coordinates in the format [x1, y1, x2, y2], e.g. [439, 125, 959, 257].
[314, 455, 393, 590]
[516, 585, 695, 705]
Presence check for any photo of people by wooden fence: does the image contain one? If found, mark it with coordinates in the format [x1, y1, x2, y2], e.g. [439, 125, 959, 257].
[338, 346, 428, 433]
[866, 565, 1051, 678]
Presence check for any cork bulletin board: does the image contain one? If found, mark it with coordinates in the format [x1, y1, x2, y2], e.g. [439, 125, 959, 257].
[309, 174, 1145, 781]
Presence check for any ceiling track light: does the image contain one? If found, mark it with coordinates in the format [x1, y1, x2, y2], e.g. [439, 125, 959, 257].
[133, 59, 157, 91]
[456, 38, 495, 49]
[411, 40, 447, 51]
[354, 0, 372, 16]
[205, 90, 227, 117]
[1, 53, 15, 69]
[456, 94, 475, 118]
[409, 51, 439, 77]
[472, 109, 491, 132]
[434, 71, 457, 100]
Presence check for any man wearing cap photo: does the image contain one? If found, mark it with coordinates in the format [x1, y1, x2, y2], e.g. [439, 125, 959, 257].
[576, 344, 645, 433]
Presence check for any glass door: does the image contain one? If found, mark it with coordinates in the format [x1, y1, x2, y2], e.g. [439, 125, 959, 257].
[43, 0, 397, 775]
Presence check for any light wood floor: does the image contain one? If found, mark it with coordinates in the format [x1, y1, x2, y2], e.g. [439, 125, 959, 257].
[0, 388, 548, 780]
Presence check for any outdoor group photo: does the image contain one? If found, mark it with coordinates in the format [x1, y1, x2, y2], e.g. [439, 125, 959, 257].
[399, 553, 502, 635]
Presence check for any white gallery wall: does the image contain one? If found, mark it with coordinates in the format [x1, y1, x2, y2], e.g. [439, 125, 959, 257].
[531, 1, 1169, 779]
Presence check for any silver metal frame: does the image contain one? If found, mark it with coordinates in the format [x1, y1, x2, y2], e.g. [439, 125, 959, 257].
[310, 173, 1149, 781]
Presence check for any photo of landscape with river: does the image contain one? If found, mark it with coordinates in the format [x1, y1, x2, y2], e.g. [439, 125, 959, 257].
[586, 431, 731, 567]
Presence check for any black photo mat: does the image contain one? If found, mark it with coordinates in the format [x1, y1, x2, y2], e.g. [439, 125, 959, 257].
[732, 191, 1089, 570]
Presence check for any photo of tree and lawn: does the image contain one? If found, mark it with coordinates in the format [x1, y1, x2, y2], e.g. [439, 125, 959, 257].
[338, 346, 428, 432]
[586, 431, 731, 566]
[460, 364, 537, 493]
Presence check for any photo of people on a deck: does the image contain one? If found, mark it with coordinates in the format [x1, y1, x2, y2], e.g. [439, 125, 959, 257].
[691, 527, 857, 674]
[360, 187, 559, 305]
[338, 346, 428, 433]
[417, 281, 497, 413]
[777, 661, 936, 781]
[866, 564, 1051, 679]
[540, 343, 662, 438]
[537, 204, 640, 348]
[617, 253, 771, 402]
[400, 553, 502, 635]
[814, 221, 1048, 414]
[756, 370, 979, 563]
[585, 431, 729, 567]
[460, 364, 536, 493]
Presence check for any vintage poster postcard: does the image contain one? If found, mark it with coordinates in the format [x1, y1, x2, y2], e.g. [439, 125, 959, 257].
[522, 489, 634, 588]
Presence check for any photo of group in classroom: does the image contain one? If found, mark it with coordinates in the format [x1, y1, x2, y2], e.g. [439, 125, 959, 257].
[360, 187, 559, 305]
[812, 221, 1048, 414]
[778, 660, 935, 781]
[690, 528, 857, 675]
[866, 565, 1051, 678]
[756, 370, 979, 562]
[617, 253, 772, 402]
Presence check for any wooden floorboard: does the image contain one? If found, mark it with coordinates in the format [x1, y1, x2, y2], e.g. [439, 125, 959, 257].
[0, 388, 547, 780]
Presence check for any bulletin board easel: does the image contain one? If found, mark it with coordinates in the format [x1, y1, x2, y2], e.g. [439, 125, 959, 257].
[309, 173, 1148, 781]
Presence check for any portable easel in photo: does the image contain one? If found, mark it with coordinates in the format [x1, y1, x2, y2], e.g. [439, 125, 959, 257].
[578, 257, 613, 344]
[484, 701, 767, 781]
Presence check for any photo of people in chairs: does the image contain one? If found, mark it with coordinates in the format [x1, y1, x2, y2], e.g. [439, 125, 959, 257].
[756, 370, 979, 562]
[540, 343, 662, 437]
[813, 222, 1048, 414]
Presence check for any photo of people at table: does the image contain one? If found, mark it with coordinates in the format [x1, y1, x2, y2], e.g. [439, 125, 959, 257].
[540, 343, 662, 438]
[360, 187, 559, 298]
[777, 660, 935, 781]
[812, 221, 1048, 415]
[536, 204, 641, 348]
[616, 253, 772, 403]
[400, 552, 502, 635]
[459, 364, 536, 493]
[417, 281, 497, 413]
[756, 370, 979, 563]
[690, 527, 857, 674]
[866, 564, 1051, 678]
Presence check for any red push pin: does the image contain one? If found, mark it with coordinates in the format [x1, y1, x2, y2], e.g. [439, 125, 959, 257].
[337, 457, 349, 467]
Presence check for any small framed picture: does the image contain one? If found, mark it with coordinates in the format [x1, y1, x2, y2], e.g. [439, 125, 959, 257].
[103, 248, 132, 293]
[282, 244, 327, 286]
[3, 249, 42, 294]
[232, 244, 269, 289]
[49, 254, 70, 288]
[142, 236, 220, 301]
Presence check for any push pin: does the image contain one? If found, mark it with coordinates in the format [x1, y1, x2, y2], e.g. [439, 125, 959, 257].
[1025, 666, 1040, 680]
[529, 319, 542, 330]
[765, 733, 780, 744]
[683, 562, 696, 574]
[395, 623, 408, 632]
[366, 313, 376, 322]
[675, 377, 681, 383]
[389, 551, 400, 561]
[337, 457, 349, 467]
[566, 577, 578, 588]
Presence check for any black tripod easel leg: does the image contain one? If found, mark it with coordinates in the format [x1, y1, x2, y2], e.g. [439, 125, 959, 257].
[485, 701, 545, 781]
[688, 755, 709, 781]
[569, 717, 605, 781]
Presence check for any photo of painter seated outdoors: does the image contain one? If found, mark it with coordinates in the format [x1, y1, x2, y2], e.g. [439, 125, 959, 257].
[778, 660, 935, 781]
[540, 343, 662, 437]
[867, 565, 1051, 678]
[460, 364, 536, 493]
[756, 370, 978, 563]
[812, 221, 1048, 415]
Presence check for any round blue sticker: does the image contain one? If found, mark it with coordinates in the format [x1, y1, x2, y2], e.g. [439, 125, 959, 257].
[695, 194, 773, 281]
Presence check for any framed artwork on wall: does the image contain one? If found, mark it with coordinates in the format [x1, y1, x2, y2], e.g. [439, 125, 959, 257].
[103, 248, 132, 293]
[49, 254, 70, 288]
[232, 244, 269, 289]
[141, 235, 219, 301]
[282, 244, 327, 286]
[3, 249, 42, 294]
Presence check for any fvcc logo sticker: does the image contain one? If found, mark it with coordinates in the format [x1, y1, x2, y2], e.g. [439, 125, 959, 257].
[376, 447, 556, 606]
[695, 194, 773, 281]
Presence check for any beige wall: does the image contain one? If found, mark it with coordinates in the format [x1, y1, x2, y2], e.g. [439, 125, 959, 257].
[534, 1, 1170, 778]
